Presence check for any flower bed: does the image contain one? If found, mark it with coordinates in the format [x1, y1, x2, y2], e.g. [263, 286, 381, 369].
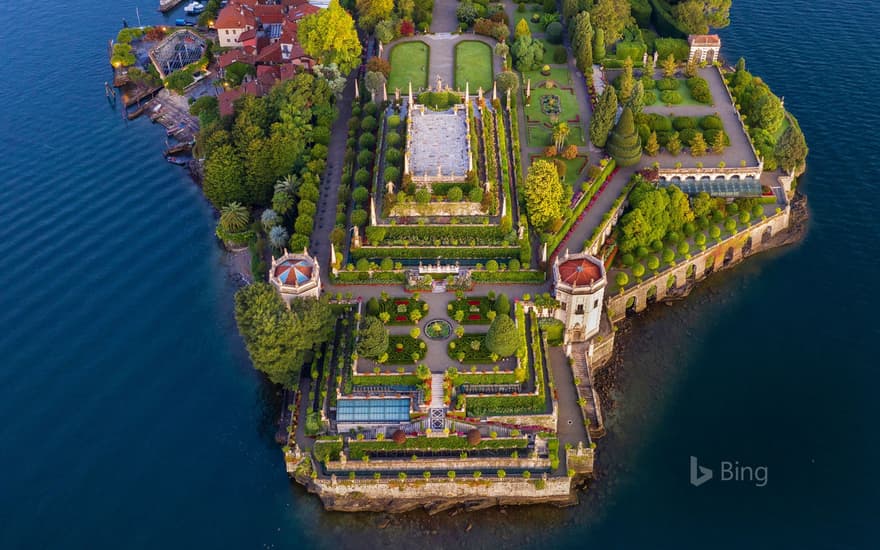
[448, 296, 494, 324]
[447, 334, 495, 362]
[386, 335, 427, 364]
[373, 296, 428, 325]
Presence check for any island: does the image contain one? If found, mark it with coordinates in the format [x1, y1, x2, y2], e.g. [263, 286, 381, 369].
[109, 0, 808, 513]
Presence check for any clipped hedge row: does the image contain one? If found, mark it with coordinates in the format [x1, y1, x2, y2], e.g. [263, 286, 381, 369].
[466, 394, 545, 416]
[350, 246, 521, 260]
[313, 437, 343, 463]
[379, 224, 507, 242]
[348, 435, 528, 460]
[352, 374, 421, 386]
[333, 270, 407, 283]
[471, 270, 546, 283]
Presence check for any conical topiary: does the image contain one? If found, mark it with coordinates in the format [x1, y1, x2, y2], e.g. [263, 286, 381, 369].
[606, 107, 642, 167]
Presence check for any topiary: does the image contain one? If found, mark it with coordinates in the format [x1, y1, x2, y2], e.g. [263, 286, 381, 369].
[660, 90, 683, 104]
[545, 21, 563, 44]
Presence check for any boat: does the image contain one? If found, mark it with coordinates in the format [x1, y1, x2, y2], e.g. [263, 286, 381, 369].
[158, 0, 185, 13]
[183, 1, 205, 14]
[166, 156, 189, 166]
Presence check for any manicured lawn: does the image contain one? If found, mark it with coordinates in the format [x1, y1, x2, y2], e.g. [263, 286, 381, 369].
[538, 39, 561, 65]
[524, 87, 582, 126]
[521, 66, 572, 86]
[530, 154, 589, 184]
[649, 78, 710, 107]
[527, 123, 587, 148]
[454, 41, 493, 91]
[388, 41, 429, 91]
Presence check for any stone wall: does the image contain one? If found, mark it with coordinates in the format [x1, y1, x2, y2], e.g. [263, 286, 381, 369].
[325, 456, 549, 472]
[606, 206, 791, 323]
[302, 473, 575, 512]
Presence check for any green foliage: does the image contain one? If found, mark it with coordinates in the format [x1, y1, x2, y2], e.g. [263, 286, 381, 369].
[234, 284, 334, 387]
[545, 22, 564, 44]
[225, 61, 255, 86]
[110, 43, 136, 67]
[299, 0, 362, 73]
[590, 87, 617, 147]
[524, 159, 565, 229]
[348, 435, 527, 460]
[512, 36, 545, 72]
[485, 315, 519, 357]
[775, 121, 808, 174]
[570, 11, 593, 72]
[606, 107, 642, 166]
[357, 317, 389, 358]
[590, 0, 633, 45]
[654, 37, 690, 61]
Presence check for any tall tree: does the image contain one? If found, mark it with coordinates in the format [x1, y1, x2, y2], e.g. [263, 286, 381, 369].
[524, 159, 565, 229]
[644, 131, 660, 156]
[589, 86, 617, 147]
[571, 11, 593, 72]
[673, 0, 731, 34]
[661, 53, 677, 77]
[299, 0, 363, 74]
[618, 56, 634, 104]
[484, 315, 519, 357]
[606, 107, 642, 166]
[711, 130, 726, 154]
[357, 0, 394, 32]
[397, 0, 414, 18]
[219, 202, 250, 232]
[552, 122, 571, 152]
[774, 123, 808, 174]
[666, 131, 682, 155]
[204, 144, 246, 208]
[515, 18, 531, 40]
[590, 0, 632, 45]
[690, 132, 708, 156]
[357, 317, 389, 358]
[234, 285, 332, 388]
[592, 28, 605, 60]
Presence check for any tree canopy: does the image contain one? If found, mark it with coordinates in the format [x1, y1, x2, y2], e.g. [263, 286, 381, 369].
[524, 159, 565, 229]
[357, 316, 389, 358]
[590, 0, 632, 45]
[299, 0, 362, 74]
[590, 86, 617, 147]
[672, 0, 732, 34]
[775, 121, 808, 174]
[234, 284, 335, 387]
[617, 177, 695, 253]
[484, 314, 519, 357]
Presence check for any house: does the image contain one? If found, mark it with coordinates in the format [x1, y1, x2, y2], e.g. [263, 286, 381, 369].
[215, 1, 256, 48]
[688, 34, 721, 64]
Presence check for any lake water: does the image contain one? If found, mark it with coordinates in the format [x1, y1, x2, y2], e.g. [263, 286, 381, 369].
[0, 0, 876, 547]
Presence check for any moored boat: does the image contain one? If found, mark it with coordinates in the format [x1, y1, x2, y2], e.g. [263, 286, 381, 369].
[183, 1, 205, 14]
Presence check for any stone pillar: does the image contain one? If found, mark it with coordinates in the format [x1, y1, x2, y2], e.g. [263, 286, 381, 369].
[369, 196, 377, 226]
[352, 226, 361, 248]
[492, 80, 497, 101]
[382, 81, 387, 103]
[404, 150, 410, 174]
[354, 79, 359, 100]
[526, 79, 531, 98]
[465, 81, 469, 104]
[330, 243, 337, 274]
[506, 88, 511, 110]
[542, 242, 548, 263]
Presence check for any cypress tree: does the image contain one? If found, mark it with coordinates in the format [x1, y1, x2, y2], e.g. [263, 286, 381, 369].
[645, 131, 660, 156]
[593, 28, 605, 61]
[571, 12, 593, 72]
[690, 132, 708, 157]
[589, 86, 617, 148]
[606, 107, 642, 166]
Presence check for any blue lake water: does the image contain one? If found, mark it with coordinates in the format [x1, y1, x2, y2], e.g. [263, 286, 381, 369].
[0, 0, 876, 547]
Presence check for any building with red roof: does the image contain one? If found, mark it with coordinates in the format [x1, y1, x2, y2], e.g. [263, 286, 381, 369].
[216, 1, 256, 48]
[688, 34, 721, 63]
[552, 251, 607, 343]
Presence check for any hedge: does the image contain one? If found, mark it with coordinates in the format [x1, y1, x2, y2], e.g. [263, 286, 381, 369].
[471, 270, 546, 283]
[350, 246, 521, 260]
[654, 37, 690, 61]
[333, 271, 407, 284]
[629, 0, 653, 28]
[352, 374, 421, 386]
[466, 394, 545, 416]
[648, 0, 689, 39]
[348, 435, 528, 459]
[386, 335, 427, 363]
[313, 437, 343, 463]
[448, 334, 495, 362]
[452, 371, 521, 385]
[377, 224, 509, 244]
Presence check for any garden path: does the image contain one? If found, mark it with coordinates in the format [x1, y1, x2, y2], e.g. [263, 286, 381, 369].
[548, 345, 590, 467]
[431, 0, 460, 33]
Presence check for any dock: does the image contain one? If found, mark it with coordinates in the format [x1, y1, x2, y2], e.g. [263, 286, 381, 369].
[143, 89, 200, 144]
[158, 0, 186, 13]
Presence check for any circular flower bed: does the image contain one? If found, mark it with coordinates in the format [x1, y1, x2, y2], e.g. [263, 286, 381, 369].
[540, 94, 561, 116]
[424, 319, 452, 340]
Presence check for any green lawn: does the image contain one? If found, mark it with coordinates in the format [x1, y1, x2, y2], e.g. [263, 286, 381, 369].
[388, 41, 429, 91]
[530, 154, 589, 184]
[521, 66, 572, 86]
[649, 78, 711, 107]
[527, 123, 587, 148]
[454, 41, 493, 91]
[524, 87, 582, 127]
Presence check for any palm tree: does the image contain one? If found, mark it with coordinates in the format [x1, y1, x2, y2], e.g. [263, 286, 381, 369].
[552, 122, 570, 153]
[275, 174, 299, 196]
[268, 225, 289, 250]
[219, 202, 250, 233]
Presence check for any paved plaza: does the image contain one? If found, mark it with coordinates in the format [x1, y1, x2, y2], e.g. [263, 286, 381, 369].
[408, 107, 470, 181]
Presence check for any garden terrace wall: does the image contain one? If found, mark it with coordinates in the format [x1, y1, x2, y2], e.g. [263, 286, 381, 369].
[324, 456, 549, 472]
[348, 435, 528, 457]
[350, 245, 521, 260]
[296, 472, 575, 512]
[606, 205, 791, 322]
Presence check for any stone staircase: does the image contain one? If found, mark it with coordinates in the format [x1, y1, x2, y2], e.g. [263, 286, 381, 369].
[430, 373, 445, 408]
[570, 343, 606, 438]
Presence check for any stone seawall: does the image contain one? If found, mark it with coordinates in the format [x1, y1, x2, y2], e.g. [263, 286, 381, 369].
[606, 203, 794, 323]
[294, 468, 576, 513]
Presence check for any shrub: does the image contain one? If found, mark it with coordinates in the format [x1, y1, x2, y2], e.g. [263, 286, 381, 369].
[384, 166, 400, 183]
[386, 132, 401, 146]
[388, 115, 401, 128]
[448, 186, 464, 201]
[542, 0, 555, 13]
[469, 187, 484, 202]
[545, 22, 563, 44]
[351, 209, 368, 226]
[657, 77, 678, 91]
[359, 133, 376, 149]
[361, 116, 377, 132]
[352, 186, 369, 205]
[357, 150, 374, 167]
[700, 114, 723, 130]
[354, 168, 370, 186]
[486, 259, 499, 272]
[648, 114, 673, 132]
[660, 90, 682, 104]
[385, 148, 402, 165]
[553, 45, 567, 63]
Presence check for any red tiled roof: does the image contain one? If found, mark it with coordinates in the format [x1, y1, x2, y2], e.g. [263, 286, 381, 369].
[256, 64, 281, 79]
[254, 4, 285, 24]
[289, 4, 319, 21]
[238, 28, 257, 42]
[255, 40, 283, 63]
[558, 258, 601, 286]
[216, 2, 255, 30]
[688, 34, 721, 47]
[218, 88, 245, 117]
[218, 49, 253, 68]
[280, 63, 298, 81]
